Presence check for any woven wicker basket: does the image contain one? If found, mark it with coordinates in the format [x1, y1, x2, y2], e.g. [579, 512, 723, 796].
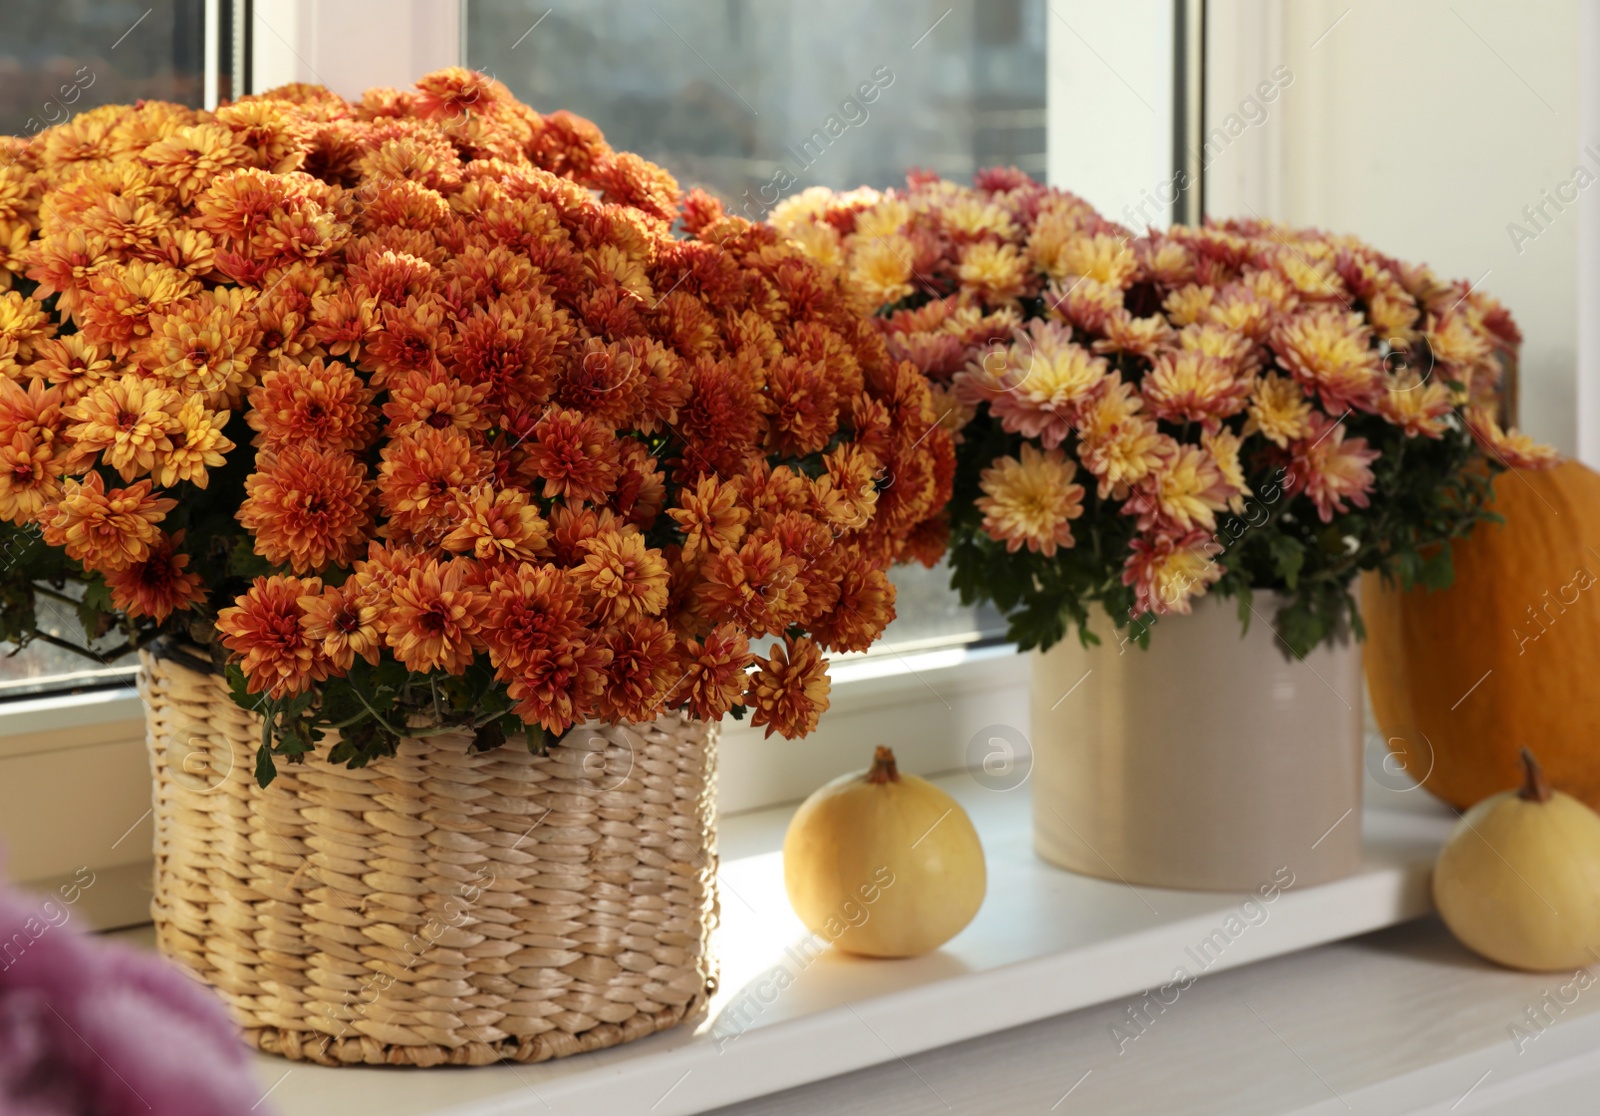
[139, 648, 719, 1067]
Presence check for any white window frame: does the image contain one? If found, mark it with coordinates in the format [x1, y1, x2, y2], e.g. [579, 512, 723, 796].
[2, 1, 1040, 926]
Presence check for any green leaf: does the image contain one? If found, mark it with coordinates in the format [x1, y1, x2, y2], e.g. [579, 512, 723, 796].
[519, 718, 545, 754]
[1418, 542, 1455, 591]
[1006, 594, 1070, 652]
[226, 663, 256, 711]
[1266, 534, 1305, 590]
[319, 678, 364, 726]
[254, 744, 277, 788]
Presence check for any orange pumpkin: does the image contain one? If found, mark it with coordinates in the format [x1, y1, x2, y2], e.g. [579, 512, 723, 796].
[1363, 460, 1600, 810]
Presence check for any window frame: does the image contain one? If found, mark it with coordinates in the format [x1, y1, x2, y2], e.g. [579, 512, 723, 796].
[3, 0, 1199, 926]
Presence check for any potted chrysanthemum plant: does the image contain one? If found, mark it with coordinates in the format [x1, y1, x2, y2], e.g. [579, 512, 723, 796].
[772, 168, 1554, 891]
[0, 70, 951, 1066]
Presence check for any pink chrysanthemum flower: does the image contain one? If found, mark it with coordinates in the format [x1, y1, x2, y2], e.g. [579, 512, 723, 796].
[1271, 308, 1383, 414]
[1289, 414, 1381, 522]
[1121, 529, 1224, 617]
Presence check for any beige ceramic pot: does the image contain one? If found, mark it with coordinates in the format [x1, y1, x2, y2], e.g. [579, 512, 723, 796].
[1031, 594, 1363, 891]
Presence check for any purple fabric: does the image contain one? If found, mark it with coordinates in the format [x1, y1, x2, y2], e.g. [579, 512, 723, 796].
[0, 872, 270, 1116]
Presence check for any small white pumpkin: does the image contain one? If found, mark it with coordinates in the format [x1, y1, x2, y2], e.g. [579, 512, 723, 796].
[1434, 749, 1600, 971]
[783, 746, 986, 957]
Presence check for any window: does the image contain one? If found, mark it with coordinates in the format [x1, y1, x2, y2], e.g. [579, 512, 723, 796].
[466, 0, 1036, 653]
[0, 1, 220, 698]
[0, 2, 216, 137]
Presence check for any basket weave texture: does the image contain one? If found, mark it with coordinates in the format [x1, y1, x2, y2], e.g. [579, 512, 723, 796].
[139, 649, 719, 1067]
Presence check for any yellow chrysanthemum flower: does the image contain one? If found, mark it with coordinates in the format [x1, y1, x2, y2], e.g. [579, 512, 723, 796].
[848, 235, 915, 305]
[1246, 372, 1314, 447]
[853, 197, 910, 241]
[64, 374, 181, 480]
[1202, 428, 1248, 512]
[1376, 371, 1453, 439]
[768, 185, 837, 237]
[1057, 232, 1136, 289]
[1138, 441, 1232, 534]
[1014, 325, 1105, 408]
[1271, 308, 1382, 412]
[976, 443, 1085, 557]
[1163, 283, 1214, 326]
[786, 220, 844, 269]
[1077, 379, 1165, 497]
[958, 240, 1028, 302]
[1367, 289, 1420, 346]
[154, 397, 235, 488]
[937, 195, 1019, 241]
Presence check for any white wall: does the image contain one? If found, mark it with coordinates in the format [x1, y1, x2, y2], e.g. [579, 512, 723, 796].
[1207, 0, 1581, 454]
[250, 0, 461, 100]
[1047, 0, 1176, 230]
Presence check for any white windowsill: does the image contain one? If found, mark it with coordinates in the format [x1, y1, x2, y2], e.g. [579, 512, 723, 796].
[0, 641, 1029, 920]
[107, 775, 1459, 1116]
[0, 685, 141, 747]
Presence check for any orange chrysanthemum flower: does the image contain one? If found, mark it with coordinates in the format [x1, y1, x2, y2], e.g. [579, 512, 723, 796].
[747, 635, 831, 739]
[246, 357, 377, 454]
[298, 582, 383, 671]
[64, 375, 180, 481]
[572, 529, 670, 623]
[808, 561, 896, 653]
[599, 616, 678, 723]
[521, 407, 622, 506]
[386, 558, 489, 674]
[441, 486, 549, 565]
[103, 529, 206, 622]
[381, 369, 489, 437]
[666, 474, 749, 565]
[697, 534, 807, 635]
[43, 474, 175, 572]
[138, 287, 260, 407]
[239, 445, 374, 572]
[377, 426, 492, 543]
[217, 575, 329, 697]
[482, 562, 589, 678]
[482, 562, 609, 731]
[25, 335, 114, 402]
[75, 260, 199, 355]
[0, 433, 66, 525]
[672, 622, 751, 722]
[142, 123, 253, 204]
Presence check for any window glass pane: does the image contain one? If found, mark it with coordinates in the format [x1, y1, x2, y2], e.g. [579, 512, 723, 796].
[467, 0, 1035, 651]
[0, 1, 206, 137]
[0, 0, 203, 697]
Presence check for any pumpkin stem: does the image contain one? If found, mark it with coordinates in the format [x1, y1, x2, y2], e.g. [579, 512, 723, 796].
[1518, 747, 1553, 804]
[867, 746, 900, 784]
